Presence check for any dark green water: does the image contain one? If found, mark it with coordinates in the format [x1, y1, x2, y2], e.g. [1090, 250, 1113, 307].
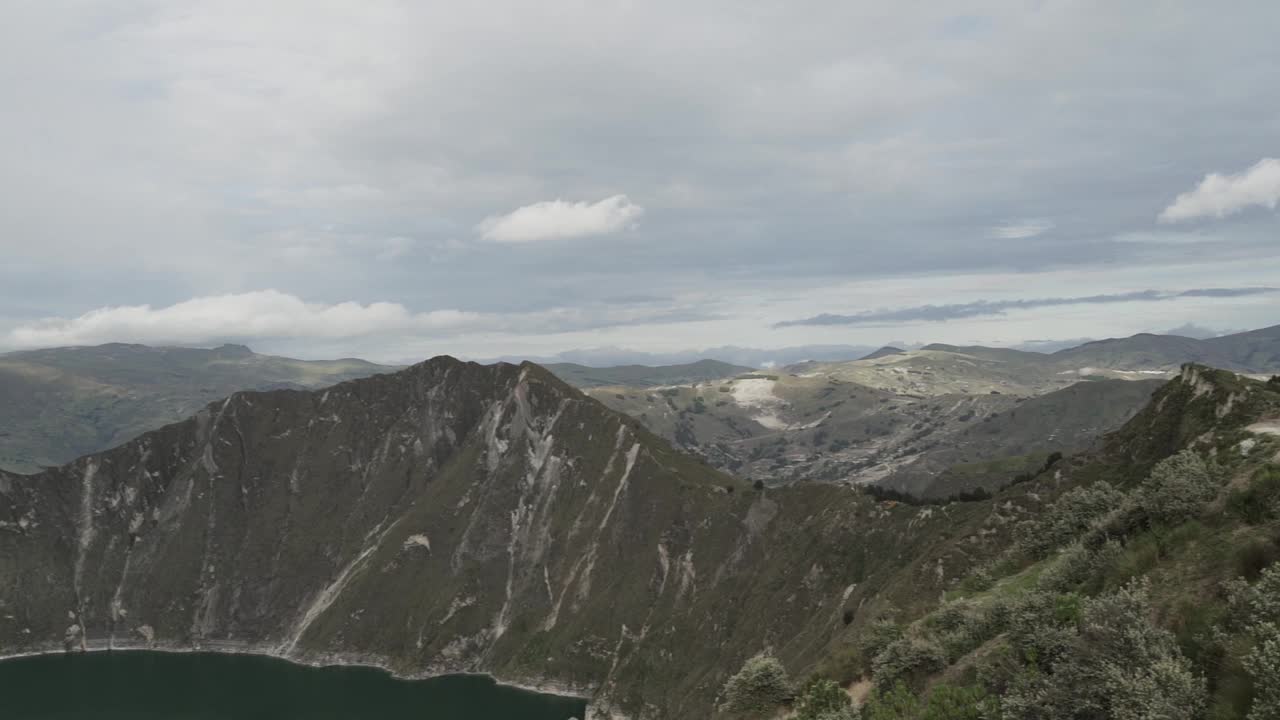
[0, 652, 586, 720]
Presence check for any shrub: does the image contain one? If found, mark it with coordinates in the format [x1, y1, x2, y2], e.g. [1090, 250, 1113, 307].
[931, 599, 1010, 662]
[922, 684, 996, 720]
[1235, 539, 1280, 581]
[720, 651, 793, 715]
[793, 677, 850, 720]
[1221, 559, 1280, 719]
[857, 618, 904, 665]
[862, 682, 994, 720]
[1036, 539, 1123, 593]
[1141, 449, 1220, 525]
[1002, 580, 1207, 719]
[1043, 451, 1064, 471]
[1226, 465, 1280, 524]
[1004, 591, 1077, 669]
[1225, 561, 1280, 629]
[956, 566, 995, 594]
[1077, 582, 1206, 719]
[871, 636, 947, 689]
[1015, 482, 1124, 558]
[862, 680, 922, 720]
[1244, 623, 1280, 720]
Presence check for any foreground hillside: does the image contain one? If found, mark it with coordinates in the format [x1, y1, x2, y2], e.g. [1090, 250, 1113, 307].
[0, 343, 396, 473]
[720, 366, 1280, 720]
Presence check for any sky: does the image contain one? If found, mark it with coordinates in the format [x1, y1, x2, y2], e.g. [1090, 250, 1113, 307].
[1, 1, 1278, 365]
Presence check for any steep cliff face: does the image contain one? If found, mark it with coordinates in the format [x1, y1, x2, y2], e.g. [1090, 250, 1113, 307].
[0, 357, 985, 718]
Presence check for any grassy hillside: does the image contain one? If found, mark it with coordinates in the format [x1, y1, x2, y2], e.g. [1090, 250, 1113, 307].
[0, 343, 395, 472]
[1051, 324, 1280, 374]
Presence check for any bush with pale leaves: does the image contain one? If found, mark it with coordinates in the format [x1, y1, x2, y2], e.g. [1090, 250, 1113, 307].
[719, 651, 793, 715]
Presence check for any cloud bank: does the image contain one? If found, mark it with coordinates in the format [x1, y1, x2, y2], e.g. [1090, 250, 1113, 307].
[1159, 158, 1280, 223]
[5, 290, 716, 350]
[6, 291, 483, 348]
[2, 4, 1279, 359]
[477, 195, 644, 243]
[775, 287, 1278, 327]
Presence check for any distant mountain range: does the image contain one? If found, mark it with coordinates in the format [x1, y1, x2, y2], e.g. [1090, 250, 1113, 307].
[582, 324, 1280, 496]
[0, 343, 398, 473]
[540, 359, 755, 388]
[1, 325, 1276, 474]
[480, 344, 881, 369]
[1049, 324, 1280, 373]
[481, 324, 1280, 370]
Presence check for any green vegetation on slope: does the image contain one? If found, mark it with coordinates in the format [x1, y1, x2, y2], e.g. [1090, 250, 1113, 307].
[718, 365, 1280, 720]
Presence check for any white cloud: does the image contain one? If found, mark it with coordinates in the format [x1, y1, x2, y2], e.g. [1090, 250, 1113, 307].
[2, 3, 1280, 360]
[5, 291, 484, 349]
[2, 289, 712, 352]
[477, 195, 643, 243]
[988, 219, 1053, 239]
[1159, 158, 1280, 223]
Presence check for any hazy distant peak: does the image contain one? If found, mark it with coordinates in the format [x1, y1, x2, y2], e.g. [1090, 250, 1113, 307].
[858, 346, 907, 361]
[211, 343, 254, 356]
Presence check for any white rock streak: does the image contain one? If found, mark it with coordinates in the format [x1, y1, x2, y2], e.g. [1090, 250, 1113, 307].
[282, 523, 395, 654]
[73, 460, 99, 601]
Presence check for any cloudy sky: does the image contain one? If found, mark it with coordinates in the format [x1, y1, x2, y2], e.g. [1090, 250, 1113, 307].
[2, 1, 1278, 365]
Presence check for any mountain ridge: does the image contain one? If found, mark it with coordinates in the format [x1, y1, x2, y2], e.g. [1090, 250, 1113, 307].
[2, 358, 1278, 717]
[0, 356, 889, 717]
[4, 324, 1277, 479]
